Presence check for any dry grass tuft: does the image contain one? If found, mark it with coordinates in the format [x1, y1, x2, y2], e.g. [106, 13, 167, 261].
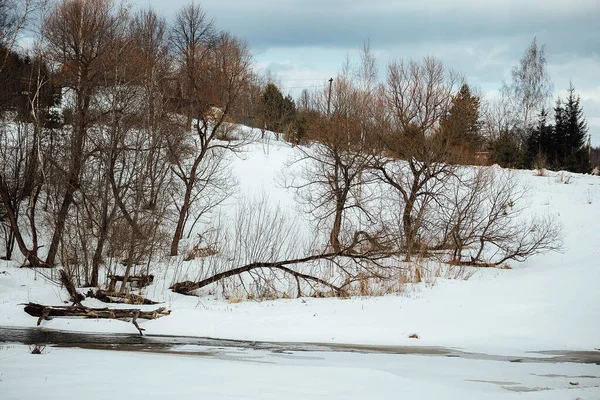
[535, 168, 547, 177]
[29, 344, 46, 355]
[228, 296, 243, 304]
[556, 172, 572, 184]
[184, 244, 218, 261]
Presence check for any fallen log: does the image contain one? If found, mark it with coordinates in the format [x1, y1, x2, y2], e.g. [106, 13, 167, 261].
[89, 289, 159, 305]
[107, 274, 154, 292]
[22, 302, 170, 335]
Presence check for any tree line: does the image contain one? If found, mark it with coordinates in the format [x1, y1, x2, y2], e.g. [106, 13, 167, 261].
[0, 0, 566, 299]
[258, 39, 594, 173]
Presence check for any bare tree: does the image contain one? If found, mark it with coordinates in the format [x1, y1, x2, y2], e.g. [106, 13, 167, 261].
[502, 37, 553, 139]
[371, 57, 461, 261]
[386, 57, 460, 135]
[0, 0, 37, 73]
[169, 1, 214, 130]
[286, 69, 389, 254]
[42, 0, 129, 266]
[168, 3, 252, 256]
[0, 122, 44, 264]
[438, 168, 562, 265]
[481, 90, 513, 142]
[71, 8, 178, 289]
[0, 4, 55, 266]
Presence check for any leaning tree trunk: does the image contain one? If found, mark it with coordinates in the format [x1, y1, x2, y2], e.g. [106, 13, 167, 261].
[46, 91, 89, 266]
[330, 206, 343, 253]
[171, 151, 204, 257]
[170, 182, 193, 257]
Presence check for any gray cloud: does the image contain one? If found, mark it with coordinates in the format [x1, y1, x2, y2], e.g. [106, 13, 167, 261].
[132, 0, 600, 144]
[193, 1, 600, 55]
[135, 1, 598, 58]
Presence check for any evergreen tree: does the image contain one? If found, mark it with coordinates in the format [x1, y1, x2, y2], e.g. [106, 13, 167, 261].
[281, 94, 296, 130]
[439, 83, 482, 159]
[554, 84, 589, 172]
[524, 108, 553, 169]
[0, 44, 58, 122]
[257, 83, 296, 135]
[258, 83, 284, 132]
[552, 98, 566, 168]
[491, 130, 524, 168]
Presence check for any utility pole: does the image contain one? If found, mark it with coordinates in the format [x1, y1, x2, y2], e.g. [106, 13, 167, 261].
[327, 77, 333, 117]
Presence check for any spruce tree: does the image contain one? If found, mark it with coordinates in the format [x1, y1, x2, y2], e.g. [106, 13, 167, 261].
[491, 130, 523, 168]
[554, 84, 589, 172]
[259, 83, 285, 132]
[524, 108, 553, 169]
[258, 83, 297, 135]
[552, 98, 566, 169]
[564, 84, 589, 172]
[439, 83, 482, 159]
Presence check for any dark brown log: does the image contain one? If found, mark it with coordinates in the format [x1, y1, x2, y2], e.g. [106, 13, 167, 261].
[91, 289, 158, 305]
[23, 303, 170, 335]
[108, 274, 154, 286]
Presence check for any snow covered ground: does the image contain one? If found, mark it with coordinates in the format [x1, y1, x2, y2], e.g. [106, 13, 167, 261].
[1, 135, 600, 398]
[2, 137, 599, 354]
[1, 343, 599, 399]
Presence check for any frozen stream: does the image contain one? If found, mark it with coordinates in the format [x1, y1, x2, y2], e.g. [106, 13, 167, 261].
[1, 326, 599, 364]
[1, 327, 599, 399]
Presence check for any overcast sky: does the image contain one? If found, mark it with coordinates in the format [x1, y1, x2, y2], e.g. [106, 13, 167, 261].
[131, 0, 600, 144]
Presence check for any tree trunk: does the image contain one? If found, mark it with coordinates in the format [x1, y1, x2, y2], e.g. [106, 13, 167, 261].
[171, 186, 190, 257]
[3, 227, 15, 260]
[330, 206, 343, 253]
[90, 222, 108, 288]
[90, 178, 113, 287]
[171, 179, 194, 256]
[403, 196, 415, 261]
[46, 186, 75, 266]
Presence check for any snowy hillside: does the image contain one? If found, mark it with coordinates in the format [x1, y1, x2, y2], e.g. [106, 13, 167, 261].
[1, 131, 599, 356]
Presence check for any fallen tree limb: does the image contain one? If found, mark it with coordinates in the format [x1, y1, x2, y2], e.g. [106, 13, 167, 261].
[448, 260, 500, 268]
[22, 302, 170, 335]
[171, 252, 348, 296]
